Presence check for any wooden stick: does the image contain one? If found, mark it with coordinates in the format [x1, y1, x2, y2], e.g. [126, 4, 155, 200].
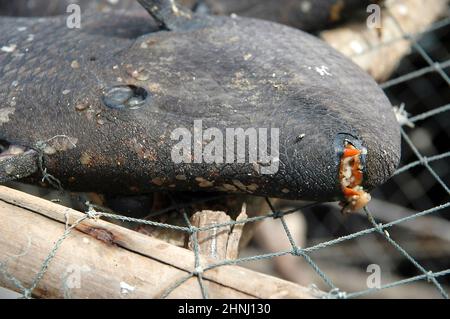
[321, 0, 449, 82]
[189, 210, 232, 260]
[226, 203, 248, 260]
[188, 203, 248, 260]
[0, 186, 322, 299]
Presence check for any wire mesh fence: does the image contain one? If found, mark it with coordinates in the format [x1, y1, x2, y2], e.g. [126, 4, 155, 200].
[0, 1, 449, 299]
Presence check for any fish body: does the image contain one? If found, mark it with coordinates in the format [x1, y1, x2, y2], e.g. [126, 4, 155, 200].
[0, 0, 400, 203]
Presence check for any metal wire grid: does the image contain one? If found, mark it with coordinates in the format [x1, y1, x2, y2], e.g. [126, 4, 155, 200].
[1, 4, 450, 299]
[375, 11, 450, 213]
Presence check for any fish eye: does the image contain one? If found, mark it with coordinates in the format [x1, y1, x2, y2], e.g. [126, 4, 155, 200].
[102, 85, 149, 110]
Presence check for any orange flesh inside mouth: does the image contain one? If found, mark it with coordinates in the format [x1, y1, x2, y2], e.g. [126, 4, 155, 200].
[339, 142, 371, 213]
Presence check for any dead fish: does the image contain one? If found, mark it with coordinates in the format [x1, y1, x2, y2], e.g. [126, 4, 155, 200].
[0, 0, 400, 211]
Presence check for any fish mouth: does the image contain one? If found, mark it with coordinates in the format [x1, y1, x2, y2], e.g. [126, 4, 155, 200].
[0, 139, 38, 183]
[0, 140, 36, 162]
[338, 140, 371, 213]
[0, 140, 28, 158]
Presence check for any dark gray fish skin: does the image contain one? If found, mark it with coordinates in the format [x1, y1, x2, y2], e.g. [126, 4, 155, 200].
[0, 2, 400, 202]
[0, 0, 382, 32]
[0, 150, 37, 183]
[185, 0, 381, 31]
[0, 0, 143, 16]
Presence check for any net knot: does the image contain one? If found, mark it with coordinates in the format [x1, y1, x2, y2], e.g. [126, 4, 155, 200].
[420, 156, 429, 165]
[292, 247, 305, 257]
[22, 289, 32, 299]
[85, 202, 101, 220]
[375, 223, 384, 233]
[272, 210, 285, 219]
[326, 288, 347, 299]
[189, 226, 199, 235]
[426, 271, 434, 282]
[193, 266, 204, 276]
